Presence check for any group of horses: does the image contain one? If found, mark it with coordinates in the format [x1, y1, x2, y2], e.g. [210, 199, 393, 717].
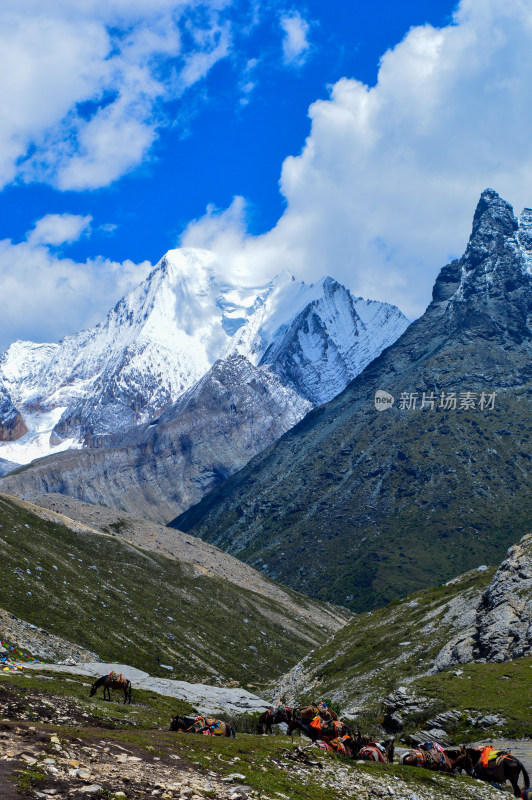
[257, 704, 530, 797]
[88, 682, 530, 798]
[259, 704, 395, 761]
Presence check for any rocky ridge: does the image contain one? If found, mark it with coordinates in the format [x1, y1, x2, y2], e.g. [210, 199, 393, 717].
[0, 384, 26, 443]
[0, 609, 98, 664]
[434, 532, 532, 670]
[9, 493, 349, 634]
[0, 458, 18, 478]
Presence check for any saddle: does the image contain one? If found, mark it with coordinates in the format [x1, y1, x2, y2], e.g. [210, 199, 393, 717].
[108, 671, 128, 686]
[196, 716, 224, 735]
[311, 717, 343, 739]
[479, 746, 508, 771]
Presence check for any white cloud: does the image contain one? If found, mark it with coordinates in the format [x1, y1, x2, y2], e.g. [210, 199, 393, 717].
[0, 224, 151, 353]
[27, 214, 93, 247]
[280, 11, 310, 66]
[183, 0, 532, 318]
[0, 1, 240, 191]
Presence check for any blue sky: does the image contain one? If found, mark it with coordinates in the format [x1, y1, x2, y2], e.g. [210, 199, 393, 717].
[2, 0, 532, 352]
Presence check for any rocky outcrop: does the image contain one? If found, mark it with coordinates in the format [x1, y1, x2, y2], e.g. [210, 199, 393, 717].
[382, 686, 430, 732]
[0, 608, 98, 663]
[0, 457, 18, 477]
[0, 384, 26, 442]
[434, 534, 532, 669]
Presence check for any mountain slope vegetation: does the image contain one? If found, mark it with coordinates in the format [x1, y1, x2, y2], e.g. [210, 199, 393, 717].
[0, 493, 348, 686]
[174, 190, 532, 611]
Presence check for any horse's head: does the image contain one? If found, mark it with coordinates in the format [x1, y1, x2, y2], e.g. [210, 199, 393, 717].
[383, 738, 395, 762]
[465, 747, 482, 766]
[169, 715, 183, 731]
[456, 746, 475, 775]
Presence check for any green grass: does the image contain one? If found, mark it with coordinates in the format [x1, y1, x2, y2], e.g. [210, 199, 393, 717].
[0, 495, 332, 685]
[409, 656, 532, 740]
[16, 766, 47, 793]
[0, 668, 195, 729]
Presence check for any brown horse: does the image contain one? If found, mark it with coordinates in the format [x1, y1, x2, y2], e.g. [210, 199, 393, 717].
[169, 714, 236, 738]
[466, 747, 530, 797]
[89, 672, 132, 704]
[257, 705, 293, 734]
[400, 745, 471, 773]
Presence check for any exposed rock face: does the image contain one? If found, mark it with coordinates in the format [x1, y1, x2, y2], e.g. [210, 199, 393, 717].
[0, 383, 27, 442]
[382, 687, 430, 732]
[174, 189, 532, 610]
[0, 457, 19, 477]
[0, 356, 312, 521]
[0, 608, 98, 663]
[434, 534, 532, 668]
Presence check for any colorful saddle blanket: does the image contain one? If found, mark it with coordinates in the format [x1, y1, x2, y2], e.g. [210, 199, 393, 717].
[310, 716, 344, 739]
[108, 671, 128, 686]
[421, 742, 447, 768]
[358, 743, 387, 762]
[195, 716, 226, 735]
[315, 735, 351, 755]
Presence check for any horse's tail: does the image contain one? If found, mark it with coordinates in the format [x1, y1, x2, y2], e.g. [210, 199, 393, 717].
[517, 758, 530, 789]
[231, 723, 236, 739]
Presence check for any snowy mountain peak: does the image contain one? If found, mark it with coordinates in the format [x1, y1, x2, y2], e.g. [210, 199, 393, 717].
[0, 246, 409, 464]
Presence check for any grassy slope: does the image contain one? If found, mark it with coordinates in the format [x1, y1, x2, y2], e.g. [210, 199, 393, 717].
[276, 561, 532, 741]
[175, 388, 532, 612]
[276, 567, 495, 710]
[409, 657, 532, 740]
[0, 495, 343, 686]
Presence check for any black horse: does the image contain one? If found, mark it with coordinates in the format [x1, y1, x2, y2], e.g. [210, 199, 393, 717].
[170, 714, 236, 738]
[257, 705, 293, 734]
[89, 672, 132, 704]
[466, 747, 530, 797]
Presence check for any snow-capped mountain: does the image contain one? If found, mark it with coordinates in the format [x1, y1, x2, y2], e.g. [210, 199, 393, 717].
[0, 247, 409, 465]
